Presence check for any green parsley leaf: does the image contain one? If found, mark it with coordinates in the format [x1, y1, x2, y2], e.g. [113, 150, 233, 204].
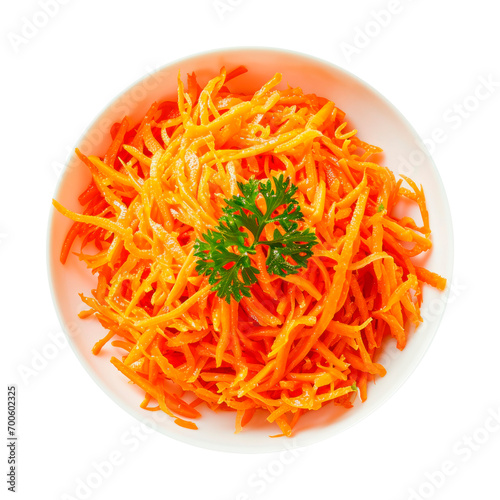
[265, 227, 317, 277]
[377, 203, 385, 213]
[194, 174, 318, 303]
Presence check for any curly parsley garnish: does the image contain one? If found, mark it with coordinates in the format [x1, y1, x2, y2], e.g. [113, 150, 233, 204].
[194, 174, 318, 303]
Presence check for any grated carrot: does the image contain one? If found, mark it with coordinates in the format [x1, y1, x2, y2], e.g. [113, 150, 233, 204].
[53, 66, 446, 436]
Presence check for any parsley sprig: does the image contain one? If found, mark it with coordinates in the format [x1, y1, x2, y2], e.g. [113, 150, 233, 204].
[194, 174, 318, 303]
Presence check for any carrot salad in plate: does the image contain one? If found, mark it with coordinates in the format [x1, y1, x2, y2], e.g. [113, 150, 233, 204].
[53, 65, 446, 437]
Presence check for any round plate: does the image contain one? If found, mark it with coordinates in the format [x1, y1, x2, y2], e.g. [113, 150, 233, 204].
[48, 47, 453, 453]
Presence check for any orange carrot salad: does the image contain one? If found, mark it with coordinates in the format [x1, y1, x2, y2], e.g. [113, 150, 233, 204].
[53, 66, 446, 437]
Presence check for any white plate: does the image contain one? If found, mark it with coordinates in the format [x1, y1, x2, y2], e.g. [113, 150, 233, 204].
[48, 47, 453, 453]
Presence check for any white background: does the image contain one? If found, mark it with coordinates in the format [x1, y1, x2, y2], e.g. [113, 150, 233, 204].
[2, 1, 500, 499]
